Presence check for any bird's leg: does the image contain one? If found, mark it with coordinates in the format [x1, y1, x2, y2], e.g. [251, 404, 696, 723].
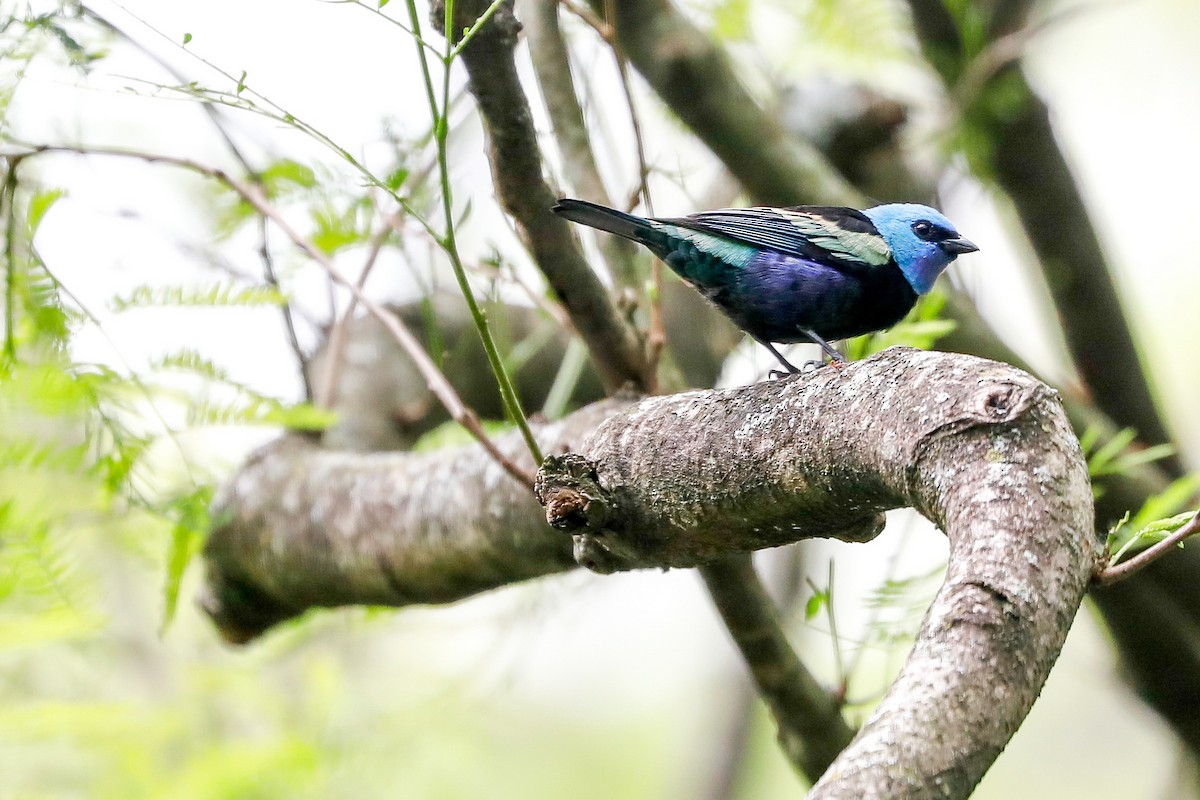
[798, 328, 847, 368]
[758, 340, 800, 378]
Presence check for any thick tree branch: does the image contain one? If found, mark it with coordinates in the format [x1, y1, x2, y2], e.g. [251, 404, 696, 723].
[201, 398, 631, 643]
[207, 348, 1096, 795]
[535, 348, 1096, 796]
[437, 0, 650, 391]
[590, 0, 863, 207]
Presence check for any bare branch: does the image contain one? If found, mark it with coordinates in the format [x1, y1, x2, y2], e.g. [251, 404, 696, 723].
[202, 399, 631, 642]
[208, 348, 1096, 793]
[590, 0, 863, 206]
[534, 348, 1096, 796]
[700, 555, 853, 782]
[436, 0, 651, 392]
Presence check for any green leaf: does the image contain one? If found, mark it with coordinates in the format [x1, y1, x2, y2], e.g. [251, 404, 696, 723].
[310, 207, 365, 255]
[261, 159, 317, 191]
[385, 165, 410, 191]
[262, 403, 338, 431]
[111, 283, 287, 312]
[1106, 472, 1200, 561]
[27, 188, 65, 233]
[182, 32, 192, 45]
[1108, 510, 1198, 565]
[414, 419, 512, 452]
[161, 488, 213, 631]
[712, 0, 751, 40]
[236, 70, 247, 95]
[804, 593, 824, 621]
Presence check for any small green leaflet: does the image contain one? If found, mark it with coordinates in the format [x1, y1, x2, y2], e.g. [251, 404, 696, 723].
[27, 188, 65, 232]
[110, 283, 287, 312]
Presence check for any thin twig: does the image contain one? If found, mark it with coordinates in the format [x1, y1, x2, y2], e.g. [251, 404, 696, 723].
[257, 217, 314, 402]
[9, 143, 537, 488]
[409, 0, 545, 465]
[2, 159, 19, 361]
[601, 0, 662, 385]
[1093, 511, 1200, 587]
[316, 210, 401, 409]
[82, 4, 316, 400]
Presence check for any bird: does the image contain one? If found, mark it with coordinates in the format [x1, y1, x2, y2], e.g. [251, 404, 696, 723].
[552, 198, 978, 374]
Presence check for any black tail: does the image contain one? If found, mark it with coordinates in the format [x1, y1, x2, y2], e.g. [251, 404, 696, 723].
[552, 198, 655, 242]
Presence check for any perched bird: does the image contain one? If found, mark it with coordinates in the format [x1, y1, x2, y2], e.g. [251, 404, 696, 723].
[553, 199, 978, 373]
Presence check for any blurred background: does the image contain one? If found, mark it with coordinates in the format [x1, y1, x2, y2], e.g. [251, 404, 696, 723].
[2, 0, 1199, 796]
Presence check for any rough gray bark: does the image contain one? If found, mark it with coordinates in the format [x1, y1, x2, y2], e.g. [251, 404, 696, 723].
[205, 348, 1097, 796]
[201, 399, 629, 643]
[533, 348, 1097, 797]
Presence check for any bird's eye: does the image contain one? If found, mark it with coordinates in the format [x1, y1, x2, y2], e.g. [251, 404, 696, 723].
[911, 221, 935, 240]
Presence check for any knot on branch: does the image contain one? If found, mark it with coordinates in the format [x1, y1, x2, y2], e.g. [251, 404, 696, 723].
[432, 0, 520, 47]
[535, 453, 627, 573]
[535, 453, 612, 532]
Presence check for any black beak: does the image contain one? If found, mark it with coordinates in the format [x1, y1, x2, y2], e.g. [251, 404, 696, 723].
[940, 237, 979, 255]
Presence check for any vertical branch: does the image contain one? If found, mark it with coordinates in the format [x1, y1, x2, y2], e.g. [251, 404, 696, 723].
[2, 159, 18, 361]
[315, 213, 398, 410]
[434, 0, 651, 393]
[257, 217, 314, 402]
[519, 0, 641, 288]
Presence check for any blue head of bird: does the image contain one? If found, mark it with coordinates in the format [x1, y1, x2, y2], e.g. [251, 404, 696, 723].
[862, 203, 978, 295]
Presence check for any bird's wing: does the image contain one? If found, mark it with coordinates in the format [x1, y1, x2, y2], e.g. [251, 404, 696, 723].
[658, 206, 893, 271]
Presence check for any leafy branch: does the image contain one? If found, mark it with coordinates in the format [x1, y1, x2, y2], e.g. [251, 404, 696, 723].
[4, 143, 537, 487]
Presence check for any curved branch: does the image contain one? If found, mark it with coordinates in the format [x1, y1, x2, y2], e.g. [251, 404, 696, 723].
[535, 348, 1097, 796]
[205, 348, 1096, 795]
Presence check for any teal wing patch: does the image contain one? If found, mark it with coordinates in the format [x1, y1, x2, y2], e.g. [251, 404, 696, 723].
[650, 223, 758, 269]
